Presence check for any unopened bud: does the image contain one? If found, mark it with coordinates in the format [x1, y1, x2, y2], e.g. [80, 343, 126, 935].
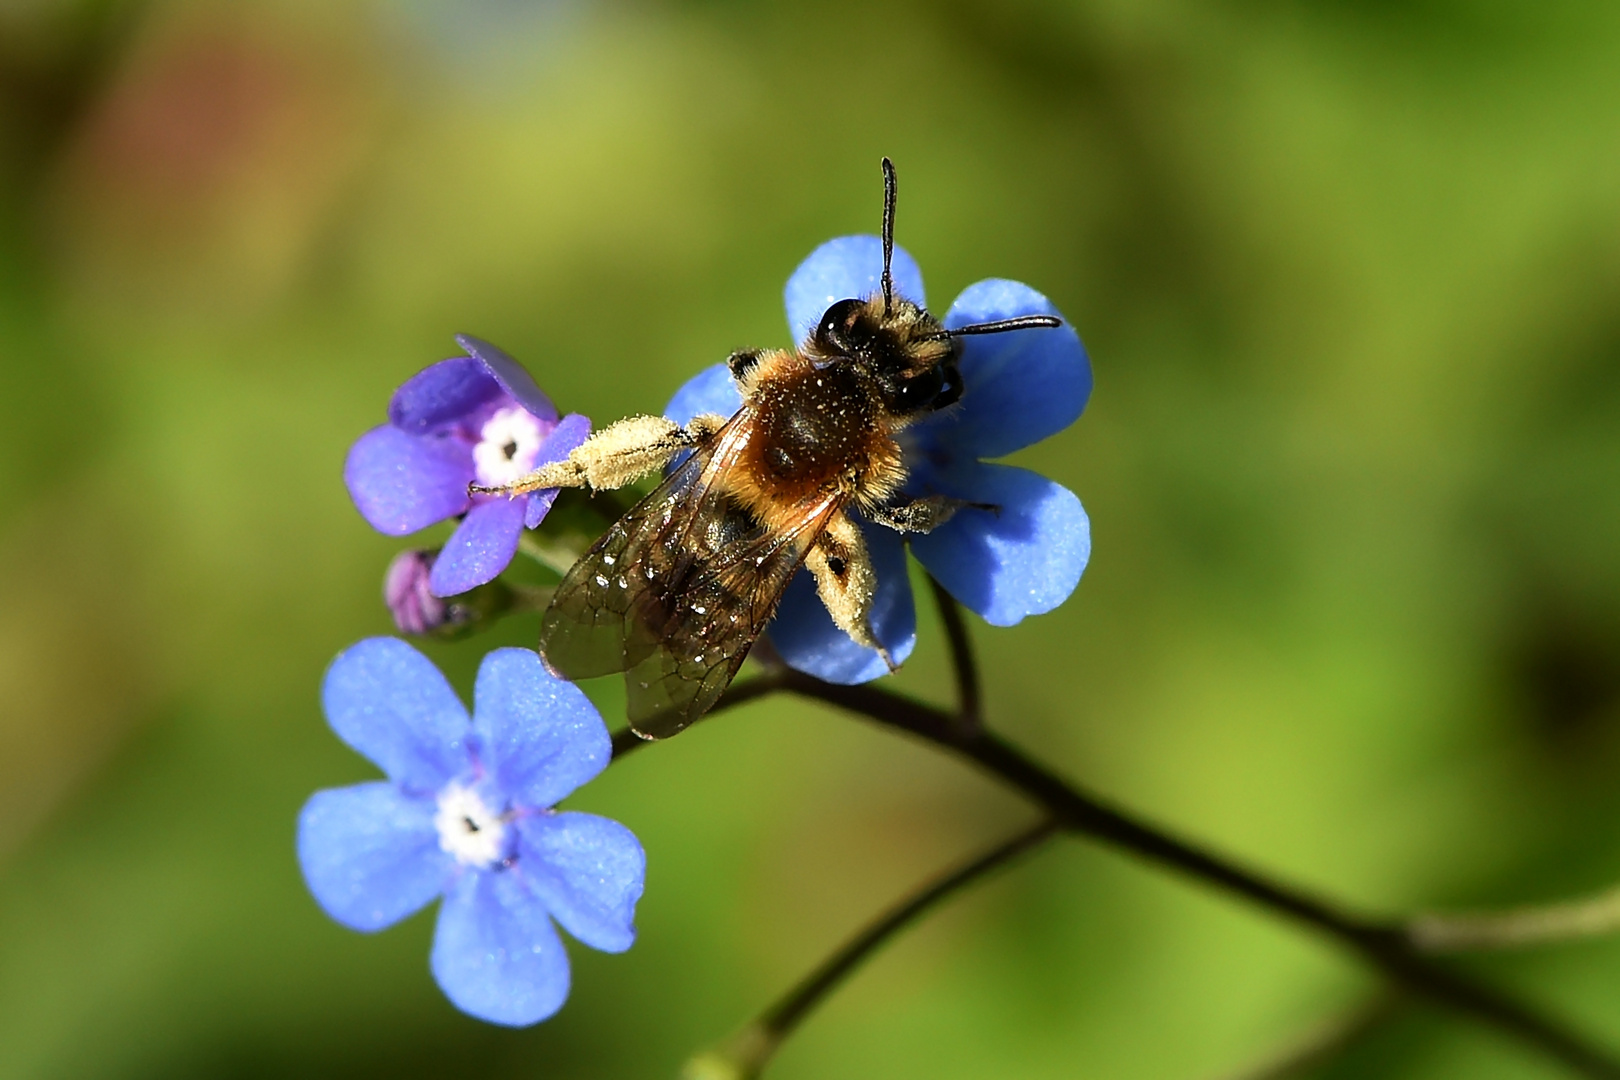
[385, 550, 453, 634]
[385, 548, 539, 637]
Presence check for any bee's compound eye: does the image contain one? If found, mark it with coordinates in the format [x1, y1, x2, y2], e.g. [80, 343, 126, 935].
[890, 365, 946, 413]
[814, 299, 865, 353]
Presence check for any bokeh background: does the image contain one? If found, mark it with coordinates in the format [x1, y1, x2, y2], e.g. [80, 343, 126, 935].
[3, 0, 1620, 1076]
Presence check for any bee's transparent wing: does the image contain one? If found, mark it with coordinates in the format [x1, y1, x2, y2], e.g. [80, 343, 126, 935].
[538, 415, 749, 681]
[621, 492, 843, 739]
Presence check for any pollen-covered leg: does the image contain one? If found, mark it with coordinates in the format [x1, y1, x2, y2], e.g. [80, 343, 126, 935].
[806, 515, 897, 672]
[470, 413, 726, 497]
[867, 494, 992, 535]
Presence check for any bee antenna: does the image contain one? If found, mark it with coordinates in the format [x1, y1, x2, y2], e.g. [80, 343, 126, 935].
[927, 315, 1064, 340]
[880, 157, 897, 319]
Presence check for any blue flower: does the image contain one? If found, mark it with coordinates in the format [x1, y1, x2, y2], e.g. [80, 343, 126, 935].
[297, 638, 645, 1026]
[666, 236, 1092, 684]
[345, 335, 592, 597]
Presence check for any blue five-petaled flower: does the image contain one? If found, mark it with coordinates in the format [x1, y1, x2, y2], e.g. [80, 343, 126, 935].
[297, 637, 645, 1026]
[667, 236, 1093, 684]
[344, 335, 592, 598]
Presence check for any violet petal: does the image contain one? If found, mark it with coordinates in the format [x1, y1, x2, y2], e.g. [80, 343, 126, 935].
[524, 412, 592, 528]
[388, 356, 505, 434]
[456, 334, 559, 423]
[344, 425, 474, 536]
[429, 497, 528, 597]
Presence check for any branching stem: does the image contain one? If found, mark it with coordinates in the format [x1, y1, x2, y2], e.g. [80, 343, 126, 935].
[603, 578, 1620, 1078]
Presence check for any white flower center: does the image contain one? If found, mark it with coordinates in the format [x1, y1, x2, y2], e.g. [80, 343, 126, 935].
[472, 406, 546, 487]
[434, 781, 508, 867]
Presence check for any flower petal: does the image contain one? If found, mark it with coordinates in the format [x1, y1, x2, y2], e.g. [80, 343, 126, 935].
[297, 782, 449, 932]
[431, 868, 570, 1026]
[768, 523, 916, 683]
[516, 811, 645, 954]
[919, 279, 1090, 460]
[322, 637, 471, 790]
[344, 425, 474, 536]
[524, 412, 592, 528]
[784, 235, 927, 346]
[471, 648, 611, 809]
[455, 334, 560, 424]
[664, 363, 742, 427]
[429, 497, 527, 597]
[909, 462, 1090, 627]
[388, 356, 505, 434]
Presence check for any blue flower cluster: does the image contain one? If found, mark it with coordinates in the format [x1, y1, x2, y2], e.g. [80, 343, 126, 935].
[299, 639, 643, 1026]
[302, 236, 1091, 1025]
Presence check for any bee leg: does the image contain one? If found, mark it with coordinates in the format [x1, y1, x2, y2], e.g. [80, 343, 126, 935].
[470, 413, 726, 497]
[805, 516, 898, 672]
[867, 494, 994, 535]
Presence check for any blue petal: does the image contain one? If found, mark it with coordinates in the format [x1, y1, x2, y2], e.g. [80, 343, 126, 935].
[768, 523, 916, 683]
[322, 637, 471, 791]
[664, 363, 741, 427]
[429, 497, 527, 597]
[455, 334, 560, 424]
[524, 413, 592, 528]
[517, 811, 644, 954]
[784, 235, 926, 346]
[471, 648, 611, 809]
[389, 356, 505, 434]
[915, 279, 1090, 461]
[431, 868, 570, 1026]
[344, 425, 473, 536]
[909, 462, 1090, 627]
[297, 782, 449, 932]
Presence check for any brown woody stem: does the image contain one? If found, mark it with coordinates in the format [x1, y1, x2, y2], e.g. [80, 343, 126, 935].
[605, 583, 1620, 1078]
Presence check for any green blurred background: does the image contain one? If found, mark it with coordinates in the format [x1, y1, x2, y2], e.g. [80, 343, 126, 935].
[3, 0, 1620, 1076]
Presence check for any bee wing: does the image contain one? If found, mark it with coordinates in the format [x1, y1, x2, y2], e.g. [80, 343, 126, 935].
[620, 489, 845, 739]
[538, 413, 753, 682]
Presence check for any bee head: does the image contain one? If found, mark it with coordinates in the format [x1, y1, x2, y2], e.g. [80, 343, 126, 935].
[811, 295, 959, 416]
[801, 158, 1065, 418]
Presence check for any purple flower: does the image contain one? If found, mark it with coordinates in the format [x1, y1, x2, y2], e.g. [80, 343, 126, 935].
[666, 236, 1092, 684]
[297, 638, 645, 1026]
[344, 335, 592, 598]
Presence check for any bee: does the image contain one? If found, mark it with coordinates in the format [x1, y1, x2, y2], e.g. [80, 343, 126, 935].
[473, 159, 1062, 738]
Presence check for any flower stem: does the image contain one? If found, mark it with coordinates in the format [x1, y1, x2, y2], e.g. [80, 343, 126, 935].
[926, 575, 982, 732]
[758, 817, 1056, 1041]
[607, 602, 1620, 1075]
[1410, 884, 1620, 952]
[682, 819, 1059, 1080]
[516, 530, 585, 578]
[768, 673, 1620, 1077]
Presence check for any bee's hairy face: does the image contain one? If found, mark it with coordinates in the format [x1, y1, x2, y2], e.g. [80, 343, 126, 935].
[809, 297, 958, 417]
